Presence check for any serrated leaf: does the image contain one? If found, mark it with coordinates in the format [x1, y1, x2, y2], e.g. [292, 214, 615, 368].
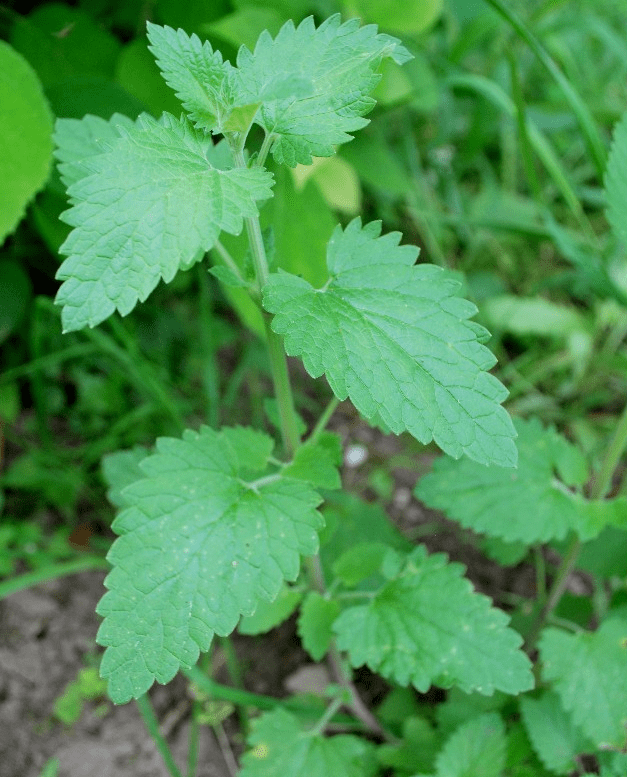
[146, 22, 252, 133]
[520, 691, 591, 775]
[56, 113, 273, 332]
[605, 109, 627, 247]
[283, 432, 342, 490]
[239, 708, 376, 777]
[96, 425, 323, 704]
[0, 40, 53, 243]
[435, 713, 506, 777]
[264, 219, 516, 466]
[298, 592, 340, 661]
[333, 546, 533, 695]
[235, 15, 412, 166]
[239, 584, 303, 635]
[417, 417, 626, 543]
[539, 618, 627, 749]
[54, 113, 135, 189]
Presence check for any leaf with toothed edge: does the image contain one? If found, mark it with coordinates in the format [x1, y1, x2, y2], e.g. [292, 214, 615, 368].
[146, 16, 411, 163]
[333, 546, 534, 696]
[96, 425, 323, 704]
[263, 218, 517, 467]
[54, 113, 273, 333]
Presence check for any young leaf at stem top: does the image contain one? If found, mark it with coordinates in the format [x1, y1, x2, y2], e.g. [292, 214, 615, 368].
[263, 218, 517, 467]
[147, 15, 411, 164]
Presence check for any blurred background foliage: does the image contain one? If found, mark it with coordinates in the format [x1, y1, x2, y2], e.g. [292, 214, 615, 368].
[1, 0, 627, 574]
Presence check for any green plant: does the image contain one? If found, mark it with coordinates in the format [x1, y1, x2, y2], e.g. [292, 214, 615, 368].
[51, 12, 627, 777]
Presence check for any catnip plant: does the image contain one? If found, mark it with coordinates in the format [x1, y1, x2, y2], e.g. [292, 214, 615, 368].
[53, 13, 627, 777]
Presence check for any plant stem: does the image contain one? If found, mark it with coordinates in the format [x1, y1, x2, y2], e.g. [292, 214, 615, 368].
[590, 400, 627, 501]
[309, 696, 345, 737]
[186, 704, 199, 777]
[135, 694, 183, 777]
[255, 132, 277, 170]
[305, 556, 389, 739]
[307, 396, 340, 445]
[182, 665, 363, 728]
[212, 240, 247, 285]
[264, 314, 301, 456]
[525, 399, 627, 649]
[230, 142, 301, 455]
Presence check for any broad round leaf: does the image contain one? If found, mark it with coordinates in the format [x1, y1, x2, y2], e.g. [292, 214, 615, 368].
[0, 41, 53, 243]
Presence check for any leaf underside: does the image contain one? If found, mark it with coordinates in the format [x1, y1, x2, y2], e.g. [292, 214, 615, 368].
[55, 113, 273, 332]
[333, 546, 533, 696]
[263, 218, 517, 467]
[96, 426, 323, 704]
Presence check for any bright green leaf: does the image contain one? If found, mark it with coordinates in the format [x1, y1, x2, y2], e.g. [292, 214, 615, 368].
[55, 113, 273, 332]
[147, 22, 250, 133]
[239, 708, 376, 777]
[415, 418, 598, 544]
[264, 219, 517, 467]
[96, 426, 323, 703]
[239, 584, 303, 635]
[0, 40, 53, 243]
[236, 15, 412, 166]
[333, 546, 533, 695]
[297, 592, 340, 661]
[606, 109, 627, 248]
[540, 618, 627, 749]
[435, 713, 506, 777]
[520, 691, 591, 775]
